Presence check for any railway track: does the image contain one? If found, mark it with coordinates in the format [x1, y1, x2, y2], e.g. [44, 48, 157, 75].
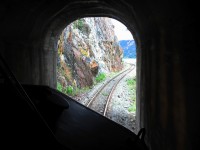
[86, 65, 135, 116]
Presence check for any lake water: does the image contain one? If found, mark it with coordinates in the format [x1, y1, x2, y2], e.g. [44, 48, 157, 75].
[123, 58, 136, 65]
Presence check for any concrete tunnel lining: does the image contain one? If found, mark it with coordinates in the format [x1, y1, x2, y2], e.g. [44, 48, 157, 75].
[1, 1, 196, 149]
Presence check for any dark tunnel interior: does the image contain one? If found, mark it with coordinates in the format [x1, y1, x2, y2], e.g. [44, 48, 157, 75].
[0, 1, 200, 150]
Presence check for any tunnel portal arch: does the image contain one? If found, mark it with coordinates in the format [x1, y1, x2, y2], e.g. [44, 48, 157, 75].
[41, 1, 145, 133]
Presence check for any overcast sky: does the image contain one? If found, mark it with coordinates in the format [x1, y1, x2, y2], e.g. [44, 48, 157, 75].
[111, 19, 133, 41]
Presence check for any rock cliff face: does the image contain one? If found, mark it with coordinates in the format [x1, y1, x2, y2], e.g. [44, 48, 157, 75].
[57, 17, 123, 90]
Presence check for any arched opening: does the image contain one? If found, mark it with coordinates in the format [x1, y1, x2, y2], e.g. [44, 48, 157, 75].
[42, 0, 143, 135]
[56, 17, 137, 132]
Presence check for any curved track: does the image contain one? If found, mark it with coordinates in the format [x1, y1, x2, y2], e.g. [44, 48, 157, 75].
[87, 65, 135, 116]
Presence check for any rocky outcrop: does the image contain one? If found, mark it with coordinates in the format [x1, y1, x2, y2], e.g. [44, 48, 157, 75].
[57, 17, 123, 89]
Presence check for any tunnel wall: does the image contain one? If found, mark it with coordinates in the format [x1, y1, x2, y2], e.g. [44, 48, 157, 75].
[0, 1, 199, 150]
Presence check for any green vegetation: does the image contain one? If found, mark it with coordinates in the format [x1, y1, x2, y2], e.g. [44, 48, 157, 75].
[63, 85, 74, 95]
[95, 73, 106, 83]
[73, 19, 84, 31]
[127, 78, 136, 89]
[57, 83, 75, 96]
[126, 77, 136, 113]
[57, 82, 63, 92]
[75, 86, 90, 95]
[128, 102, 136, 112]
[57, 82, 90, 97]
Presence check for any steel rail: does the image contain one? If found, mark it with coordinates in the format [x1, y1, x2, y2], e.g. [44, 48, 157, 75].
[103, 65, 135, 116]
[86, 65, 133, 107]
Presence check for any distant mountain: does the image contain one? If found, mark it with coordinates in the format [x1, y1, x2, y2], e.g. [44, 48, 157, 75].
[119, 40, 136, 58]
